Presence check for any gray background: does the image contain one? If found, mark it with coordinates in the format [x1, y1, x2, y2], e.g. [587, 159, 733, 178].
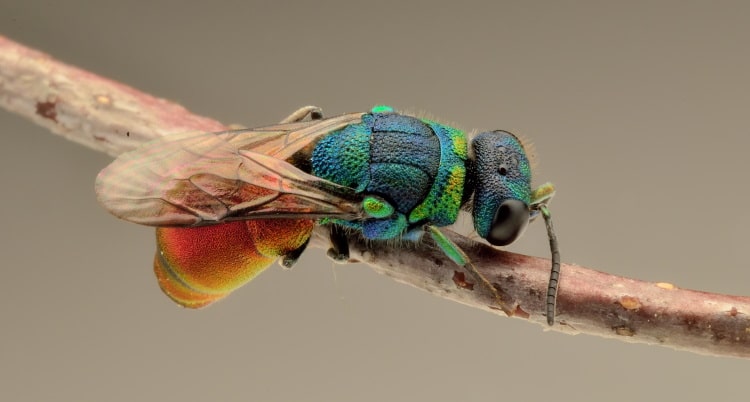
[1, 1, 749, 401]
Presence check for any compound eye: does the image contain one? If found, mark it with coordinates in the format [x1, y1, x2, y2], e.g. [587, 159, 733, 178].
[487, 199, 530, 246]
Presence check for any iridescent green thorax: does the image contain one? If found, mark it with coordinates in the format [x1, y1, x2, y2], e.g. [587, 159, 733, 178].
[310, 107, 467, 240]
[308, 123, 371, 192]
[408, 118, 467, 226]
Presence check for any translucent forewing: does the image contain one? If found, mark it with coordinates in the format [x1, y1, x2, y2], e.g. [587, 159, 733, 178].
[95, 112, 367, 226]
[95, 111, 366, 308]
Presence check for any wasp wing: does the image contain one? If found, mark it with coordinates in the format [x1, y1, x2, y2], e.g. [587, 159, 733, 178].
[96, 113, 366, 226]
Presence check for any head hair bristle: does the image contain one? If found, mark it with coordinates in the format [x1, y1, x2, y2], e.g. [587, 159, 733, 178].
[515, 132, 539, 171]
[466, 129, 479, 159]
[396, 107, 466, 133]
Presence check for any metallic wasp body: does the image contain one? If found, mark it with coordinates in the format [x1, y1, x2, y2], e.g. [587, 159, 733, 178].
[96, 106, 560, 323]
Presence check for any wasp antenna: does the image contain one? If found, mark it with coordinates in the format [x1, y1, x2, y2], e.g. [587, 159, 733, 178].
[540, 205, 561, 326]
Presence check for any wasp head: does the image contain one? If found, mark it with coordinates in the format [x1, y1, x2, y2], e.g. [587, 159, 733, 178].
[470, 131, 533, 246]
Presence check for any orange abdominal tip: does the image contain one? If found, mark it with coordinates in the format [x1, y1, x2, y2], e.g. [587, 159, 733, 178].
[153, 257, 226, 309]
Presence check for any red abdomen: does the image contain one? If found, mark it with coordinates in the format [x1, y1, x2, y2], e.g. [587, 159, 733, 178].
[154, 219, 314, 308]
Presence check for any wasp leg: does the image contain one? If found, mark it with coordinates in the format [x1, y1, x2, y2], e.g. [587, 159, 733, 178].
[227, 107, 322, 129]
[279, 105, 324, 123]
[426, 225, 513, 315]
[326, 224, 350, 263]
[280, 237, 311, 269]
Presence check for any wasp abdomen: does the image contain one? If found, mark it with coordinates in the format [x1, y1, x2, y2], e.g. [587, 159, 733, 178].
[154, 219, 313, 308]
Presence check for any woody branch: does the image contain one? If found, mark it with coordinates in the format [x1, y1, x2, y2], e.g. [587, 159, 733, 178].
[1, 35, 748, 359]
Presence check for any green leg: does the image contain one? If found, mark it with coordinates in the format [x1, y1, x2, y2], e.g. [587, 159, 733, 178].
[427, 225, 512, 315]
[279, 106, 323, 123]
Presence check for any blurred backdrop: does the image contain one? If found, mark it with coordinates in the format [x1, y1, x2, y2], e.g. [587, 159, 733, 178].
[1, 1, 749, 401]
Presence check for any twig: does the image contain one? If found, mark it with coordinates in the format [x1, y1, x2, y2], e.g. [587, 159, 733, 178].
[2, 35, 748, 359]
[0, 36, 225, 156]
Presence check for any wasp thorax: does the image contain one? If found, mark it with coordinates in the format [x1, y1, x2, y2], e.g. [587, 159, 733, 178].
[470, 131, 533, 246]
